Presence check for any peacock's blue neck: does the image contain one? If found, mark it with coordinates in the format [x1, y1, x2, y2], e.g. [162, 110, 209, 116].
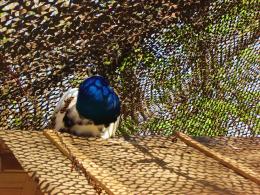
[76, 76, 120, 126]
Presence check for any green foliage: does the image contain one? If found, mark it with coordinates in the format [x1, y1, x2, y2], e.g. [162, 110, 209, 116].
[117, 1, 259, 137]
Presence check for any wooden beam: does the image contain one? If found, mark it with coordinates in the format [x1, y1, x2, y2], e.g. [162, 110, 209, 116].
[43, 129, 131, 195]
[175, 132, 260, 185]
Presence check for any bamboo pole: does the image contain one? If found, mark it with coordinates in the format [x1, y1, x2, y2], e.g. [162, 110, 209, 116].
[43, 129, 123, 195]
[175, 132, 260, 185]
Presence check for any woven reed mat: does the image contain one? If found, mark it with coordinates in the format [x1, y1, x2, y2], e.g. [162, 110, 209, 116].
[0, 130, 101, 195]
[0, 129, 260, 195]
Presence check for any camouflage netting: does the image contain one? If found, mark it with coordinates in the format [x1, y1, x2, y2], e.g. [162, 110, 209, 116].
[0, 0, 259, 137]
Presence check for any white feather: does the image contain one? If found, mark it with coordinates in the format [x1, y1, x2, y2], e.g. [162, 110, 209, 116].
[101, 116, 120, 139]
[54, 88, 78, 131]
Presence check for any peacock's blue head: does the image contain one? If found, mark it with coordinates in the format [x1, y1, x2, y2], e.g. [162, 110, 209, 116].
[76, 76, 120, 126]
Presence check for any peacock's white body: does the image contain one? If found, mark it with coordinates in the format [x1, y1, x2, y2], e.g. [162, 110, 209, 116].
[53, 88, 120, 139]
